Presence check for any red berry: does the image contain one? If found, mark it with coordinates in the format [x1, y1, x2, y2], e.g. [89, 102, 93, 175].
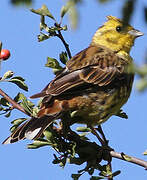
[0, 49, 10, 60]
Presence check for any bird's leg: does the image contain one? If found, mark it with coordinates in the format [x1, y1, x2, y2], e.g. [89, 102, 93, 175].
[97, 125, 109, 146]
[61, 112, 72, 138]
[89, 126, 106, 146]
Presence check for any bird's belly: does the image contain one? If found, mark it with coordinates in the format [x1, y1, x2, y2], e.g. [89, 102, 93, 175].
[68, 86, 131, 126]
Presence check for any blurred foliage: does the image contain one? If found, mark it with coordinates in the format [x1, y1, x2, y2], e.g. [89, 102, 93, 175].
[144, 7, 147, 23]
[122, 0, 136, 24]
[144, 150, 147, 155]
[11, 0, 32, 6]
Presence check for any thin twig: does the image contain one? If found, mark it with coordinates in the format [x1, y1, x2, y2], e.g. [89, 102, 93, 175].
[110, 151, 147, 169]
[57, 31, 72, 59]
[55, 25, 72, 59]
[0, 88, 27, 115]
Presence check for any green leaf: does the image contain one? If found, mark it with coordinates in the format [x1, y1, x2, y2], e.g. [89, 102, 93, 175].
[68, 157, 84, 165]
[79, 133, 89, 141]
[14, 92, 25, 102]
[90, 176, 105, 180]
[32, 107, 39, 117]
[9, 76, 28, 91]
[71, 142, 76, 157]
[43, 129, 53, 140]
[5, 111, 11, 118]
[88, 168, 94, 175]
[52, 154, 61, 164]
[1, 71, 14, 80]
[59, 51, 68, 64]
[52, 158, 60, 164]
[60, 4, 71, 18]
[136, 78, 147, 91]
[71, 173, 82, 180]
[33, 139, 52, 146]
[45, 57, 61, 68]
[45, 57, 63, 74]
[27, 144, 38, 149]
[38, 33, 50, 42]
[28, 139, 52, 149]
[20, 98, 33, 115]
[14, 93, 34, 115]
[10, 76, 25, 81]
[59, 157, 67, 168]
[0, 98, 9, 106]
[76, 127, 91, 132]
[30, 4, 55, 20]
[112, 170, 121, 177]
[40, 22, 51, 33]
[99, 165, 108, 177]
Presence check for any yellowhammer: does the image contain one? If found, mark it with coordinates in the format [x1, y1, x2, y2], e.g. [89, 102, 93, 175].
[3, 15, 143, 144]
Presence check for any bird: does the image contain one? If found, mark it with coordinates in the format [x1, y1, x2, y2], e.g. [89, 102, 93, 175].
[3, 15, 143, 144]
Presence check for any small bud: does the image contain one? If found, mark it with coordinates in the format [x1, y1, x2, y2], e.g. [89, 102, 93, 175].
[62, 25, 68, 31]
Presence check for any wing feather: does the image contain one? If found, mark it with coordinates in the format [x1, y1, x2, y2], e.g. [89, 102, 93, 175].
[31, 45, 128, 98]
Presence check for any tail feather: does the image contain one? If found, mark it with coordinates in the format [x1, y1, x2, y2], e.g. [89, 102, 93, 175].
[25, 115, 55, 140]
[3, 115, 57, 144]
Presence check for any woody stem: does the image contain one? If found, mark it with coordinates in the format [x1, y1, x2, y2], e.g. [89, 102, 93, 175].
[0, 88, 27, 115]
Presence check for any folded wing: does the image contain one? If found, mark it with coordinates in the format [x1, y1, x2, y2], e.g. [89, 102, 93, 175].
[31, 45, 127, 98]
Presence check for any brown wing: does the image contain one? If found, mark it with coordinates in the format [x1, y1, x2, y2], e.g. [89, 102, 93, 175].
[31, 45, 127, 98]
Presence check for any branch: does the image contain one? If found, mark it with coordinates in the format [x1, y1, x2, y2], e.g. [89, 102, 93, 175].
[55, 23, 72, 59]
[110, 151, 147, 169]
[0, 88, 27, 115]
[89, 125, 147, 177]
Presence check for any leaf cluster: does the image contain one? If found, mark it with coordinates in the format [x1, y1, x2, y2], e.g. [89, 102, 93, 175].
[10, 0, 32, 6]
[30, 4, 68, 42]
[27, 120, 120, 180]
[128, 63, 147, 91]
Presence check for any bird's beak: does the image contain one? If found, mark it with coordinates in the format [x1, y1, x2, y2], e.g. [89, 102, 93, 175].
[128, 29, 144, 37]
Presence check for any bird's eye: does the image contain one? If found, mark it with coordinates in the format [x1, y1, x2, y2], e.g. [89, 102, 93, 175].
[116, 26, 122, 32]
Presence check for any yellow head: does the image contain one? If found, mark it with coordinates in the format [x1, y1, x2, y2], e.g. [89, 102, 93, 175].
[91, 16, 143, 54]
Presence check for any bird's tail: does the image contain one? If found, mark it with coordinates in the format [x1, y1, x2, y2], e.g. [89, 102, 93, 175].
[2, 115, 57, 144]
